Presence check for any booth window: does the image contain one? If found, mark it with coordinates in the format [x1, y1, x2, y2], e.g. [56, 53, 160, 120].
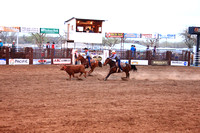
[76, 19, 102, 33]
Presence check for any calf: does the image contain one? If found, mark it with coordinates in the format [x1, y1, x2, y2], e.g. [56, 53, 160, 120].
[60, 65, 87, 80]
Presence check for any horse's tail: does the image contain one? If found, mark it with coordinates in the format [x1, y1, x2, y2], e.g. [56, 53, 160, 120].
[98, 61, 102, 67]
[131, 65, 137, 71]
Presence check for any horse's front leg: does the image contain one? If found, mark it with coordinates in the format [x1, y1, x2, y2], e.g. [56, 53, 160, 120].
[104, 67, 117, 81]
[88, 67, 94, 76]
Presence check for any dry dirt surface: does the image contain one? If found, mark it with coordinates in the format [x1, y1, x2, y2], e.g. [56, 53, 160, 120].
[0, 65, 200, 133]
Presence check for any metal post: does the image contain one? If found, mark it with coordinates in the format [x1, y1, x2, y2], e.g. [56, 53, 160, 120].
[16, 32, 19, 52]
[195, 34, 200, 66]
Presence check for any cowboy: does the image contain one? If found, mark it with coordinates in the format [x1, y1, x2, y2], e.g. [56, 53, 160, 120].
[109, 50, 123, 71]
[84, 48, 91, 68]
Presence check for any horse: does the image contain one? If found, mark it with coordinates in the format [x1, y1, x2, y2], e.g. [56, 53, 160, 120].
[60, 65, 87, 80]
[103, 58, 137, 81]
[76, 54, 102, 75]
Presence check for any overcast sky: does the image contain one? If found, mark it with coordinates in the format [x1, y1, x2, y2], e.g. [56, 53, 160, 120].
[1, 0, 200, 35]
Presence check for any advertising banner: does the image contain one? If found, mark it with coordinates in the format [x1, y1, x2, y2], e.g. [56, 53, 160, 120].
[0, 59, 6, 65]
[131, 60, 148, 65]
[171, 61, 188, 66]
[141, 34, 152, 38]
[159, 34, 176, 39]
[124, 33, 140, 38]
[9, 59, 29, 65]
[105, 33, 124, 38]
[33, 59, 51, 65]
[21, 27, 40, 33]
[0, 26, 20, 32]
[53, 58, 71, 64]
[151, 60, 168, 66]
[40, 28, 59, 34]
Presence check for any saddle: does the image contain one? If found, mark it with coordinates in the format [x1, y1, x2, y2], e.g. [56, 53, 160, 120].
[115, 62, 126, 68]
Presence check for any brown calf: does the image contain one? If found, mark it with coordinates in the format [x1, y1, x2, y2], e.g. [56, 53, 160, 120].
[60, 65, 87, 80]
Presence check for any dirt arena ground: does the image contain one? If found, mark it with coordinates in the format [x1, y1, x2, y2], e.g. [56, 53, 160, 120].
[0, 65, 200, 133]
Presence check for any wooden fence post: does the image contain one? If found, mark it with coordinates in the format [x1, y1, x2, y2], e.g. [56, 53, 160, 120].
[166, 51, 172, 65]
[29, 48, 33, 65]
[47, 48, 51, 58]
[127, 50, 131, 64]
[51, 48, 54, 64]
[188, 51, 191, 66]
[6, 47, 9, 65]
[146, 51, 152, 65]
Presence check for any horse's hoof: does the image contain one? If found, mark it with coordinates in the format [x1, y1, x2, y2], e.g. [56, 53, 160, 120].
[104, 78, 107, 81]
[121, 77, 129, 81]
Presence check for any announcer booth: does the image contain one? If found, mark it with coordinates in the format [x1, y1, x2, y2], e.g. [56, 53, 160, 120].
[64, 17, 106, 64]
[64, 17, 105, 45]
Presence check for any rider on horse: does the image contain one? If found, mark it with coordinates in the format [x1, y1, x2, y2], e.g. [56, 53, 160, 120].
[84, 48, 91, 68]
[109, 50, 123, 71]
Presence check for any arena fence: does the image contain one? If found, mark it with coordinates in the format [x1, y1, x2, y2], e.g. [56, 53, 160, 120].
[0, 46, 190, 66]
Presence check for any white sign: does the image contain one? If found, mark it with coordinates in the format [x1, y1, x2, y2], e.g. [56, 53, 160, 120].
[21, 27, 39, 33]
[33, 59, 51, 65]
[9, 59, 29, 65]
[171, 61, 188, 66]
[0, 59, 6, 65]
[53, 58, 71, 64]
[131, 60, 148, 65]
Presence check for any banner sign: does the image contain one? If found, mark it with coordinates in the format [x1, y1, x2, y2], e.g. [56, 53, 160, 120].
[9, 59, 29, 65]
[33, 59, 51, 65]
[159, 34, 176, 39]
[124, 33, 140, 38]
[171, 61, 188, 66]
[131, 60, 148, 65]
[21, 27, 40, 33]
[0, 26, 20, 32]
[0, 59, 6, 65]
[121, 60, 129, 64]
[40, 28, 59, 34]
[105, 32, 124, 38]
[151, 60, 168, 66]
[53, 58, 71, 64]
[141, 34, 152, 38]
[188, 27, 200, 34]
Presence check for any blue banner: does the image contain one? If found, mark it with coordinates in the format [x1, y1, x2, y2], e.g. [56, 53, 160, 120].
[124, 33, 140, 38]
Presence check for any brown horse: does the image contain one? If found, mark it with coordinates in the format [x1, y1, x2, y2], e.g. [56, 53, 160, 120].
[60, 65, 87, 80]
[76, 54, 102, 75]
[103, 58, 137, 81]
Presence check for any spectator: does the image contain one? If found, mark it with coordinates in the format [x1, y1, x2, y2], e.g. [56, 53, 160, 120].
[12, 40, 16, 53]
[130, 45, 136, 58]
[0, 39, 3, 50]
[46, 42, 50, 49]
[52, 42, 55, 49]
[74, 49, 79, 65]
[52, 42, 55, 56]
[153, 46, 156, 57]
[146, 45, 150, 51]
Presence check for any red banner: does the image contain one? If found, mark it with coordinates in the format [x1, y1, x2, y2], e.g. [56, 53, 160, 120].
[141, 34, 152, 38]
[105, 32, 124, 38]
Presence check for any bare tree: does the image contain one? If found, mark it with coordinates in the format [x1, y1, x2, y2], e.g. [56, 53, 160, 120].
[31, 33, 46, 49]
[180, 29, 196, 48]
[103, 37, 120, 48]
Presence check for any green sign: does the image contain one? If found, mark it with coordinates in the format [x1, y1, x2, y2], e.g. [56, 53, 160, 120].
[40, 28, 59, 34]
